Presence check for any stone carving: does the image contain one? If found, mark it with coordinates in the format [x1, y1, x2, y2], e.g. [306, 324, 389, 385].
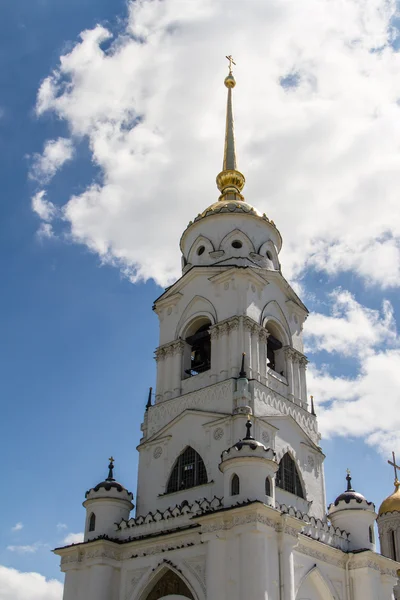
[153, 446, 163, 459]
[184, 557, 207, 594]
[307, 455, 315, 468]
[213, 427, 224, 441]
[147, 380, 233, 437]
[200, 512, 277, 533]
[296, 543, 346, 568]
[262, 430, 270, 445]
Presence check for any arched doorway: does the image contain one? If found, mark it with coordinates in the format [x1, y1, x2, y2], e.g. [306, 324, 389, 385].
[144, 570, 194, 600]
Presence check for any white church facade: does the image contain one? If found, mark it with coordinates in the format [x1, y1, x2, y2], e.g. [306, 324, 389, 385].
[55, 60, 400, 600]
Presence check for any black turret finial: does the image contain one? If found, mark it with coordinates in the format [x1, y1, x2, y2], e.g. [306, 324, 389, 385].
[310, 395, 316, 416]
[244, 415, 254, 440]
[146, 387, 153, 411]
[346, 469, 353, 491]
[239, 352, 247, 379]
[107, 457, 115, 481]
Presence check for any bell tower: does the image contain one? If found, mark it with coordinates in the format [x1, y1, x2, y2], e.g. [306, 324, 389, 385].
[136, 58, 324, 520]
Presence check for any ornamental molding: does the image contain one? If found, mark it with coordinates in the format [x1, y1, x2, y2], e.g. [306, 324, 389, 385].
[296, 542, 346, 568]
[147, 380, 233, 438]
[200, 512, 277, 534]
[284, 346, 308, 365]
[209, 316, 241, 340]
[183, 556, 207, 595]
[124, 567, 151, 600]
[254, 384, 319, 445]
[155, 339, 186, 361]
[122, 535, 200, 560]
[60, 546, 122, 565]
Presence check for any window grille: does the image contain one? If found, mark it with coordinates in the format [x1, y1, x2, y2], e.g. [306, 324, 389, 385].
[231, 474, 240, 496]
[276, 453, 304, 498]
[166, 447, 208, 494]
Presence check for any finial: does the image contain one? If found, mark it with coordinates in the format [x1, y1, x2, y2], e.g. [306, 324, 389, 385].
[346, 469, 353, 491]
[239, 352, 247, 379]
[388, 451, 400, 485]
[216, 57, 245, 200]
[310, 395, 316, 416]
[244, 416, 254, 440]
[107, 457, 115, 481]
[146, 387, 152, 411]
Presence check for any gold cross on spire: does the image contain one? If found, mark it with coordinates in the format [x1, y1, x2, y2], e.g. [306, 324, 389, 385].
[226, 55, 236, 74]
[108, 456, 114, 464]
[388, 451, 400, 482]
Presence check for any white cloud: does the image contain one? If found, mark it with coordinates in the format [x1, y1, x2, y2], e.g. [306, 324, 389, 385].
[56, 523, 67, 531]
[62, 532, 83, 545]
[11, 523, 23, 532]
[36, 222, 54, 240]
[305, 289, 396, 358]
[7, 544, 40, 554]
[309, 349, 400, 455]
[0, 565, 62, 600]
[30, 137, 74, 184]
[33, 0, 400, 287]
[31, 191, 57, 222]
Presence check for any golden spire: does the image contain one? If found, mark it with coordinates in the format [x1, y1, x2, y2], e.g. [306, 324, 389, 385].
[378, 451, 400, 516]
[216, 56, 246, 201]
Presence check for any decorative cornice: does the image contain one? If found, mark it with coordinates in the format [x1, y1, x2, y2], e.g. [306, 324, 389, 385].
[155, 339, 185, 361]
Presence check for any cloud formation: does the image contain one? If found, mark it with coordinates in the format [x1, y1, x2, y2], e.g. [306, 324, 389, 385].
[7, 544, 41, 554]
[11, 523, 23, 532]
[0, 566, 62, 600]
[62, 532, 83, 545]
[33, 0, 400, 287]
[30, 138, 74, 184]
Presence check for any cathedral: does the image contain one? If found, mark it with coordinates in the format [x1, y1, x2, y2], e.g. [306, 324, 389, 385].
[55, 60, 400, 600]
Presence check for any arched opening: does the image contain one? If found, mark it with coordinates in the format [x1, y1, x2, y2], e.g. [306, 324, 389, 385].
[88, 512, 96, 532]
[391, 529, 397, 560]
[145, 569, 194, 600]
[264, 321, 286, 376]
[166, 447, 208, 494]
[184, 321, 211, 377]
[265, 476, 271, 496]
[231, 473, 240, 496]
[276, 453, 304, 498]
[369, 525, 374, 544]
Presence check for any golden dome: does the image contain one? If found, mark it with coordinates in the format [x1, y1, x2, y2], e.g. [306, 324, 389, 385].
[379, 480, 400, 516]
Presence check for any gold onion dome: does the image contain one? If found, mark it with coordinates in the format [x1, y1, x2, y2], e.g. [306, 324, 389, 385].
[379, 480, 400, 516]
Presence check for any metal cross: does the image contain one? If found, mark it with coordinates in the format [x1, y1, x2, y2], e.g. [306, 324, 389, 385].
[108, 456, 114, 464]
[388, 451, 400, 481]
[226, 55, 236, 73]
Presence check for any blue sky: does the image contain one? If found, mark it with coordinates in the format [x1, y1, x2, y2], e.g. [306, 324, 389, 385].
[2, 0, 400, 595]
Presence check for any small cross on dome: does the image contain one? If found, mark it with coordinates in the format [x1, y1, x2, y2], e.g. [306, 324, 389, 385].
[107, 456, 115, 481]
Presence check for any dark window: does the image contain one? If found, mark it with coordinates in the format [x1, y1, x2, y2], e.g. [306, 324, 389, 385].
[391, 530, 397, 561]
[267, 334, 282, 372]
[197, 245, 205, 256]
[276, 453, 304, 498]
[185, 324, 211, 376]
[145, 569, 194, 600]
[231, 240, 243, 249]
[266, 250, 273, 260]
[166, 447, 208, 494]
[89, 513, 96, 532]
[369, 525, 374, 544]
[231, 474, 240, 496]
[265, 477, 271, 496]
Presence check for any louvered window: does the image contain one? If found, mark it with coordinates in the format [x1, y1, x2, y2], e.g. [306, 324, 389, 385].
[276, 453, 304, 498]
[166, 447, 208, 493]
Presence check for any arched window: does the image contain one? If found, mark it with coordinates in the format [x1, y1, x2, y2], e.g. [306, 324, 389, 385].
[184, 323, 211, 376]
[265, 322, 285, 376]
[145, 569, 194, 600]
[231, 474, 240, 496]
[391, 530, 397, 561]
[89, 512, 96, 532]
[369, 525, 374, 544]
[166, 447, 208, 493]
[276, 453, 304, 498]
[265, 477, 271, 496]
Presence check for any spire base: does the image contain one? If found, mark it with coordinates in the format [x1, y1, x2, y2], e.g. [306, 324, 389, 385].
[216, 169, 245, 201]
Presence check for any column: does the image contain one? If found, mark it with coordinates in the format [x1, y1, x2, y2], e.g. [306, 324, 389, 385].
[243, 318, 253, 377]
[298, 357, 308, 408]
[155, 347, 165, 402]
[210, 324, 220, 383]
[172, 340, 184, 397]
[89, 564, 116, 600]
[163, 345, 174, 399]
[240, 531, 269, 600]
[292, 353, 300, 403]
[251, 325, 260, 381]
[207, 537, 227, 600]
[228, 317, 240, 377]
[280, 535, 296, 600]
[284, 347, 294, 402]
[219, 322, 230, 379]
[259, 330, 268, 384]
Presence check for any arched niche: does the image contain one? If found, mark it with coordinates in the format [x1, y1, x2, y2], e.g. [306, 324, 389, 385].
[176, 296, 217, 339]
[187, 235, 215, 265]
[219, 228, 255, 256]
[258, 240, 279, 270]
[296, 566, 335, 600]
[139, 567, 195, 600]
